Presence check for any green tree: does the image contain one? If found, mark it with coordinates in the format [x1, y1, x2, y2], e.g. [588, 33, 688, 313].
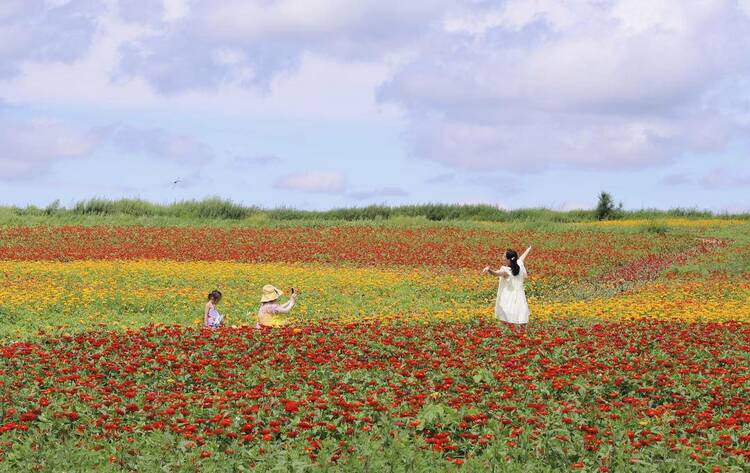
[595, 191, 623, 220]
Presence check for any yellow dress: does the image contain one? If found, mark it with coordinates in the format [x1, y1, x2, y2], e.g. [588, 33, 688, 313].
[255, 300, 295, 328]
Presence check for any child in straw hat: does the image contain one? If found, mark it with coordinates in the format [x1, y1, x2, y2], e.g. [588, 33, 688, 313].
[255, 284, 298, 329]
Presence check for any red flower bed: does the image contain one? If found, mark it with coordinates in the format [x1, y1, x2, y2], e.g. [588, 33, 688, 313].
[1, 319, 748, 469]
[0, 225, 694, 277]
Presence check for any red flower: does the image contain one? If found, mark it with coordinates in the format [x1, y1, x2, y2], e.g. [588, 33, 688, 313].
[20, 412, 38, 422]
[284, 401, 300, 414]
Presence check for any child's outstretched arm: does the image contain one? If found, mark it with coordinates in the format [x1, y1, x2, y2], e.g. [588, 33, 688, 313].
[519, 246, 532, 263]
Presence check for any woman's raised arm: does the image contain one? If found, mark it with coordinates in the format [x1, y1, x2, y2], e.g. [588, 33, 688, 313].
[519, 246, 532, 263]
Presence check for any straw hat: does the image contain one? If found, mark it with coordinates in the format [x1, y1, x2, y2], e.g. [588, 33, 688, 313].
[260, 284, 283, 303]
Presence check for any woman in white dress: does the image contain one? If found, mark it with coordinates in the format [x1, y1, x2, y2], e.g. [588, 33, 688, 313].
[483, 247, 532, 331]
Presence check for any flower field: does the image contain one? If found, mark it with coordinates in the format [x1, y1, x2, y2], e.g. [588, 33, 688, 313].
[1, 221, 749, 471]
[0, 225, 700, 273]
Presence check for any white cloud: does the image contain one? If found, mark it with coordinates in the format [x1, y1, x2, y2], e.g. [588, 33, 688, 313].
[274, 171, 347, 194]
[116, 0, 163, 24]
[163, 0, 189, 22]
[0, 117, 215, 180]
[0, 118, 97, 179]
[3, 0, 750, 182]
[379, 0, 750, 172]
[0, 0, 103, 78]
[95, 124, 214, 163]
[3, 34, 398, 122]
[116, 0, 446, 93]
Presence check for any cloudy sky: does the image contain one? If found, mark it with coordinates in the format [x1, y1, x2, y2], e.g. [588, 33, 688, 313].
[1, 0, 750, 211]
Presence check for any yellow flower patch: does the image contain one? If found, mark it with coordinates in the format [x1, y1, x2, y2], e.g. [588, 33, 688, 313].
[0, 260, 748, 339]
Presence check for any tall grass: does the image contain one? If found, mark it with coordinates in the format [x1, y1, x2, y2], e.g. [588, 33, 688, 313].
[6, 198, 749, 223]
[68, 197, 257, 219]
[267, 205, 599, 222]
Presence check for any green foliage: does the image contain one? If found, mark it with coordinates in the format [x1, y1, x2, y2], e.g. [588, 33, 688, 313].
[70, 197, 257, 220]
[72, 197, 157, 216]
[595, 191, 623, 221]
[640, 221, 669, 235]
[417, 404, 460, 431]
[2, 197, 749, 225]
[628, 208, 715, 219]
[43, 200, 61, 216]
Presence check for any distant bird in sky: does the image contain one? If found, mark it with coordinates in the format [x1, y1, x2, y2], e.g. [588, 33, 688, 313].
[170, 179, 182, 188]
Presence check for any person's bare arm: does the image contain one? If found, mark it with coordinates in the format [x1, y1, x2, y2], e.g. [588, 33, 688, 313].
[273, 294, 297, 314]
[519, 246, 532, 263]
[483, 267, 509, 278]
[203, 303, 210, 326]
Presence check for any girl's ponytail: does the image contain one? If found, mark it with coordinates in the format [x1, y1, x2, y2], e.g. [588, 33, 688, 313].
[505, 249, 520, 276]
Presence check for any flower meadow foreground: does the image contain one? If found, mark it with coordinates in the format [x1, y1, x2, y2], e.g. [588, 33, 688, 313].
[2, 321, 749, 471]
[1, 221, 749, 471]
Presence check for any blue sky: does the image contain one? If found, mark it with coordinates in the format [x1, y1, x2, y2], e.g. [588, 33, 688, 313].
[1, 0, 749, 211]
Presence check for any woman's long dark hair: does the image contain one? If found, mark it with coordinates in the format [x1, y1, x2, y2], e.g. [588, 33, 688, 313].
[505, 249, 520, 276]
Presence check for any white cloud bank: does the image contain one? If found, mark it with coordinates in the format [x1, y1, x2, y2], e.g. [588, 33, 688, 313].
[378, 0, 750, 172]
[3, 0, 750, 179]
[0, 118, 96, 178]
[114, 0, 750, 174]
[95, 124, 214, 164]
[0, 0, 103, 78]
[115, 0, 446, 93]
[0, 117, 215, 180]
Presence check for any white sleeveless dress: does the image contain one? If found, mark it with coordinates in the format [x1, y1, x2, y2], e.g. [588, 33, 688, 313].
[494, 260, 530, 324]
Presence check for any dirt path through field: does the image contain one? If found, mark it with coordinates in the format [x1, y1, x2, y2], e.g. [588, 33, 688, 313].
[598, 238, 729, 289]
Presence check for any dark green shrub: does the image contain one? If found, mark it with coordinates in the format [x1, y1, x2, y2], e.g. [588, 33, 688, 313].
[595, 192, 623, 220]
